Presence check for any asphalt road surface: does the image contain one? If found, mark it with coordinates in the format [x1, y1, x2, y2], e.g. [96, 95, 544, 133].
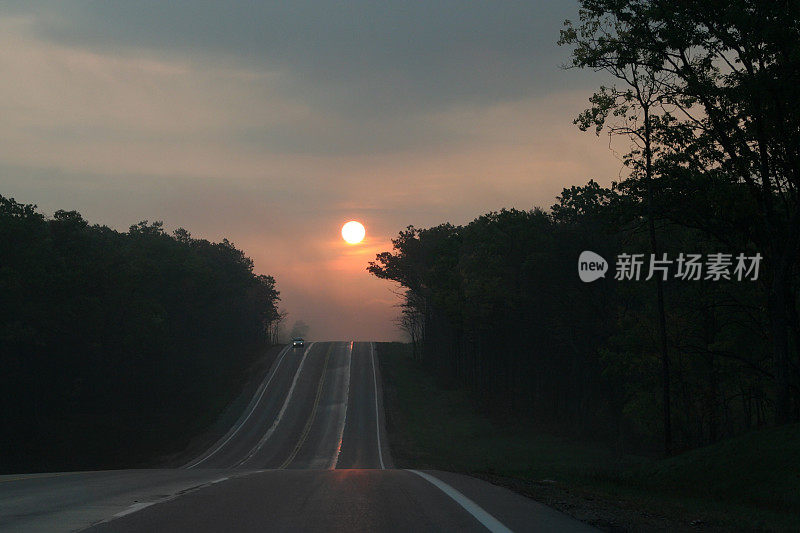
[0, 342, 595, 532]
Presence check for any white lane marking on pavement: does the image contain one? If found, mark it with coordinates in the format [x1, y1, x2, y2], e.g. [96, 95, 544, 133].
[235, 342, 317, 467]
[95, 473, 253, 528]
[185, 344, 293, 468]
[114, 501, 156, 518]
[278, 343, 331, 469]
[330, 341, 354, 469]
[408, 470, 513, 533]
[371, 342, 385, 469]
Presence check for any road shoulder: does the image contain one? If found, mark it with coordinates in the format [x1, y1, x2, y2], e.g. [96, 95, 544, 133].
[376, 342, 798, 532]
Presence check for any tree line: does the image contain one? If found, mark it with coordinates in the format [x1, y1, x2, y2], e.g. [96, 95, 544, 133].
[0, 197, 283, 472]
[370, 0, 799, 454]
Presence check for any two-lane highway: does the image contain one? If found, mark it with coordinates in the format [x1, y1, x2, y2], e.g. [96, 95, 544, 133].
[0, 342, 595, 532]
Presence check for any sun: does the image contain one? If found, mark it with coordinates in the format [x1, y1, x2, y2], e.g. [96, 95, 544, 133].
[341, 220, 366, 244]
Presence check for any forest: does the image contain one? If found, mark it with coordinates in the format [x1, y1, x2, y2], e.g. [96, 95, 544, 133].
[369, 0, 799, 455]
[0, 197, 283, 472]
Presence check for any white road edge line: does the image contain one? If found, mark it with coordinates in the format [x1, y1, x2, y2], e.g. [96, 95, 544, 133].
[370, 342, 385, 469]
[408, 470, 513, 533]
[104, 474, 239, 525]
[235, 341, 316, 467]
[185, 344, 293, 468]
[330, 341, 354, 469]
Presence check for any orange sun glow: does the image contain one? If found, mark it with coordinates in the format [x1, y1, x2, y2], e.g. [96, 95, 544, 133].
[341, 221, 366, 244]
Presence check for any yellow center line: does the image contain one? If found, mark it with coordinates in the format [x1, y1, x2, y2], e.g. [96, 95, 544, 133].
[278, 343, 333, 469]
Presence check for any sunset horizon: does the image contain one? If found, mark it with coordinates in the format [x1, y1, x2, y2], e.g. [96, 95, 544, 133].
[0, 1, 620, 341]
[3, 2, 797, 531]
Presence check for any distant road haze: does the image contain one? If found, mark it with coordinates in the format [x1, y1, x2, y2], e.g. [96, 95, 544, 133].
[0, 342, 594, 532]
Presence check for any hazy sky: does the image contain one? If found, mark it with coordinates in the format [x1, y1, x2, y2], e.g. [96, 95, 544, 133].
[0, 1, 625, 341]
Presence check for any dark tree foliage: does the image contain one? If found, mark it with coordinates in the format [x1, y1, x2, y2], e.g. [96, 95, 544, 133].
[560, 0, 800, 427]
[0, 196, 282, 473]
[370, 183, 779, 453]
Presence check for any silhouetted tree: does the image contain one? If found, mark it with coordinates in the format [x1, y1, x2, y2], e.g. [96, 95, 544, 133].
[561, 0, 800, 423]
[371, 181, 773, 452]
[289, 320, 310, 339]
[0, 196, 282, 473]
[560, 9, 676, 454]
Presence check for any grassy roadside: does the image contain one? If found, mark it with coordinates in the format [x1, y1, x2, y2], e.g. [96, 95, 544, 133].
[377, 342, 800, 532]
[11, 343, 284, 473]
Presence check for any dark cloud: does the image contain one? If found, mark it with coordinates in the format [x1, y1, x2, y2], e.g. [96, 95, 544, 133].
[18, 1, 587, 117]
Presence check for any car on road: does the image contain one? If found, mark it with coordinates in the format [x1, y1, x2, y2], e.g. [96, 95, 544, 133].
[292, 337, 305, 348]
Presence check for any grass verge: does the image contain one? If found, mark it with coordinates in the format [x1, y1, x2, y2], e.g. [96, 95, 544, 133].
[377, 342, 799, 532]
